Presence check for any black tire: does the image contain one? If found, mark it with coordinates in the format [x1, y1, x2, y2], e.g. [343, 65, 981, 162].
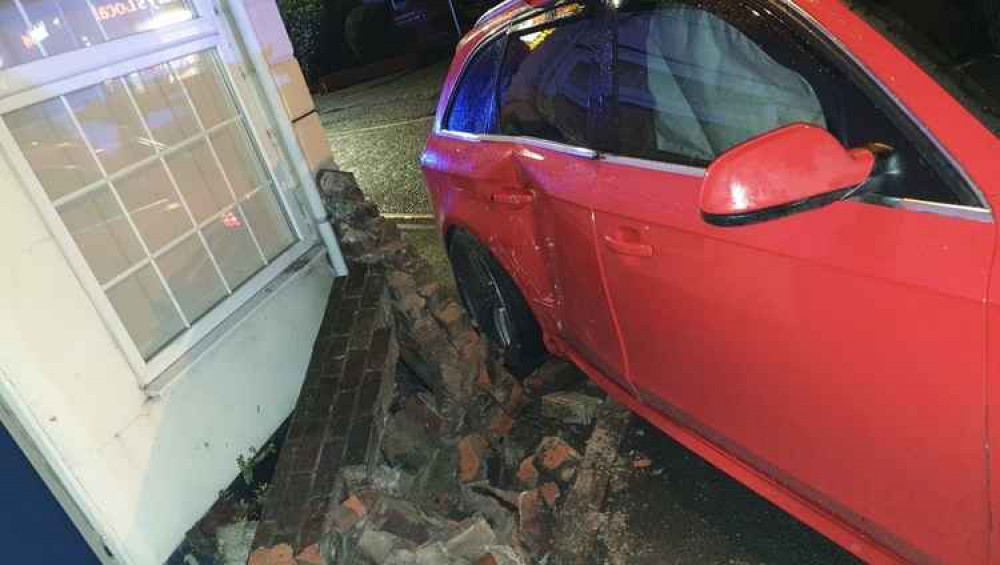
[448, 229, 547, 378]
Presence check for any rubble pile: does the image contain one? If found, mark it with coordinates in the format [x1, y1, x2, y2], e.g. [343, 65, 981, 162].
[313, 170, 618, 564]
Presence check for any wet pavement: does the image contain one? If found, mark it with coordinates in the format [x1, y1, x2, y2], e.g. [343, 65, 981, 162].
[605, 419, 859, 564]
[316, 66, 861, 564]
[316, 62, 449, 215]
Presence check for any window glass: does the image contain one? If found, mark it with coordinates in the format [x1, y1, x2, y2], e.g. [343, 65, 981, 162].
[498, 10, 602, 147]
[56, 185, 144, 283]
[154, 233, 226, 322]
[106, 264, 185, 358]
[846, 0, 1000, 136]
[241, 186, 294, 261]
[65, 78, 155, 174]
[3, 97, 102, 199]
[0, 0, 196, 70]
[4, 50, 297, 360]
[202, 207, 264, 289]
[445, 37, 503, 134]
[615, 3, 825, 165]
[613, 0, 970, 206]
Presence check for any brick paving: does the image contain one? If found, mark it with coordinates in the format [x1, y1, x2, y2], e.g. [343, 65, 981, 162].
[251, 261, 397, 554]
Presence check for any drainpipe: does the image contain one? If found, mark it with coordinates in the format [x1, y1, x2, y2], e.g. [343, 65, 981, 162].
[222, 0, 349, 277]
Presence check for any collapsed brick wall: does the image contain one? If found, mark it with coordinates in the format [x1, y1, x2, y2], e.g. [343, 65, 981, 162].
[249, 170, 623, 565]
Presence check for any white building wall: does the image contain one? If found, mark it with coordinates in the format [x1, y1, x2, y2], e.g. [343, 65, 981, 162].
[0, 95, 333, 565]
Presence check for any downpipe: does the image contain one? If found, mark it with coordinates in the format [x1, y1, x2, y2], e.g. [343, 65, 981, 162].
[221, 0, 349, 277]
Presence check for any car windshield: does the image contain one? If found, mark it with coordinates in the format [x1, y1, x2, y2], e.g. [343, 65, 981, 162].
[846, 0, 1000, 135]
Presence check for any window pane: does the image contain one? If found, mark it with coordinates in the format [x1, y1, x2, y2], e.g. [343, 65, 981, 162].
[203, 207, 264, 288]
[57, 186, 144, 283]
[19, 0, 106, 57]
[66, 78, 155, 174]
[127, 62, 199, 146]
[165, 141, 232, 222]
[241, 187, 293, 261]
[0, 0, 196, 71]
[155, 234, 226, 321]
[210, 123, 267, 197]
[0, 0, 43, 67]
[5, 97, 102, 199]
[107, 264, 185, 358]
[499, 13, 601, 147]
[446, 38, 503, 134]
[114, 160, 192, 252]
[172, 52, 237, 128]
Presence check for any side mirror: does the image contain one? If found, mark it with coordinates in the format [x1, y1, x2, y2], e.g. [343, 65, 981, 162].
[700, 124, 876, 227]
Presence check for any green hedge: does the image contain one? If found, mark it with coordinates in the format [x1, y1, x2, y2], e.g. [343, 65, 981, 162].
[276, 0, 327, 81]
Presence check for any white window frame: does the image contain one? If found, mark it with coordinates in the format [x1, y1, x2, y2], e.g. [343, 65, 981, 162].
[0, 0, 318, 386]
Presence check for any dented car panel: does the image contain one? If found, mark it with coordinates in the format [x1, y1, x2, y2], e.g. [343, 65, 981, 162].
[421, 0, 1000, 563]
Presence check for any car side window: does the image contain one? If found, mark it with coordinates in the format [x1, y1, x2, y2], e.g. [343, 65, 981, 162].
[445, 37, 505, 134]
[497, 8, 603, 147]
[614, 4, 827, 166]
[612, 0, 975, 206]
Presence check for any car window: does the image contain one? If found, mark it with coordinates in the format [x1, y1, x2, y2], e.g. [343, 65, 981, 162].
[615, 5, 826, 166]
[445, 37, 504, 134]
[846, 0, 1000, 137]
[497, 9, 602, 147]
[611, 0, 975, 206]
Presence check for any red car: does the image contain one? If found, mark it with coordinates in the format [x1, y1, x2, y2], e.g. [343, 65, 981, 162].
[420, 0, 1000, 562]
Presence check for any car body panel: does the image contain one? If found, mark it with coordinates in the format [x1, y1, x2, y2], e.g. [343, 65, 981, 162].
[593, 156, 994, 564]
[421, 0, 1000, 562]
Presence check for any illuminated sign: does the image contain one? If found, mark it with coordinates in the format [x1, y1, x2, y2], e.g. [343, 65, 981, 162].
[92, 0, 179, 22]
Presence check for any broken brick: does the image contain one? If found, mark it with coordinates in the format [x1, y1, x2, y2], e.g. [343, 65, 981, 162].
[517, 457, 539, 488]
[474, 555, 499, 565]
[536, 437, 580, 471]
[294, 543, 323, 565]
[539, 482, 560, 508]
[248, 544, 296, 565]
[343, 494, 367, 518]
[458, 434, 490, 482]
[475, 363, 492, 390]
[542, 391, 603, 426]
[387, 271, 417, 300]
[488, 408, 515, 436]
[517, 488, 554, 554]
[633, 456, 653, 469]
[433, 300, 468, 338]
[331, 503, 363, 533]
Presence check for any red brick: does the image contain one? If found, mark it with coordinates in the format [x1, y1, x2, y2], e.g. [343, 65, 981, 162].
[516, 489, 553, 553]
[458, 434, 489, 482]
[517, 457, 539, 488]
[248, 544, 296, 565]
[475, 364, 492, 390]
[343, 494, 367, 518]
[295, 543, 324, 565]
[537, 437, 579, 471]
[488, 409, 514, 436]
[503, 381, 526, 415]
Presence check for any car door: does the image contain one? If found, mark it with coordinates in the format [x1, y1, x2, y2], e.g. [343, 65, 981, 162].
[494, 4, 634, 390]
[591, 1, 994, 562]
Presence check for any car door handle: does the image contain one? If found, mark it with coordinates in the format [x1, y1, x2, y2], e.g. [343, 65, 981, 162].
[491, 191, 534, 206]
[603, 234, 654, 257]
